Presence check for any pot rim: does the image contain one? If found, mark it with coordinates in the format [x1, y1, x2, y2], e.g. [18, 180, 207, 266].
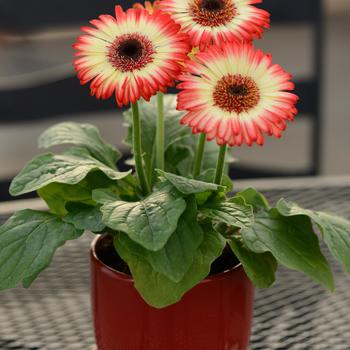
[91, 234, 243, 284]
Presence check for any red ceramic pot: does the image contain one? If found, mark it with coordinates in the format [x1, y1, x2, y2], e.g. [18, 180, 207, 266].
[91, 236, 254, 350]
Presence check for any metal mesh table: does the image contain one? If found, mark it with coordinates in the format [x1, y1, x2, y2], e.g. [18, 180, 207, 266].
[1, 184, 350, 350]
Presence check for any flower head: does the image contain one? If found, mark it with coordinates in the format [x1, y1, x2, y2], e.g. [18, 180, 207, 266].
[177, 43, 298, 146]
[159, 0, 270, 48]
[73, 6, 190, 106]
[133, 1, 161, 14]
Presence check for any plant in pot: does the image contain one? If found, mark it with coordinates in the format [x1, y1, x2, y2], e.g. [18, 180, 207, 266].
[1, 1, 350, 349]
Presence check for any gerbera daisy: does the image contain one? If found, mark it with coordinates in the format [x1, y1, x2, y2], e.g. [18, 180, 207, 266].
[133, 1, 161, 14]
[159, 0, 270, 48]
[73, 6, 190, 107]
[177, 42, 298, 146]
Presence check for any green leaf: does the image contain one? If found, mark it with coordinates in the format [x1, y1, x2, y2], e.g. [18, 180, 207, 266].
[101, 187, 186, 251]
[37, 182, 94, 216]
[116, 196, 203, 283]
[277, 199, 350, 274]
[157, 170, 223, 194]
[10, 148, 131, 196]
[164, 144, 192, 175]
[92, 189, 119, 204]
[228, 236, 277, 288]
[87, 174, 138, 203]
[114, 225, 225, 308]
[124, 94, 189, 180]
[38, 122, 120, 168]
[198, 169, 233, 192]
[191, 168, 234, 207]
[200, 196, 254, 229]
[124, 94, 233, 179]
[237, 187, 269, 211]
[63, 204, 105, 232]
[0, 210, 83, 290]
[146, 196, 203, 282]
[241, 209, 335, 291]
[37, 171, 136, 216]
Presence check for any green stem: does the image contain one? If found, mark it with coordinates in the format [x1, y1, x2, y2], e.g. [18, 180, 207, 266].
[193, 133, 206, 178]
[132, 102, 151, 195]
[156, 92, 165, 171]
[214, 144, 227, 185]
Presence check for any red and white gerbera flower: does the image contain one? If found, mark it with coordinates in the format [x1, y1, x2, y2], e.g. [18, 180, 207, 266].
[73, 6, 190, 106]
[177, 43, 298, 146]
[159, 0, 270, 48]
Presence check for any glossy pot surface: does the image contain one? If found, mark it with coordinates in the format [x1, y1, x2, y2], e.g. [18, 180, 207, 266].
[91, 236, 254, 350]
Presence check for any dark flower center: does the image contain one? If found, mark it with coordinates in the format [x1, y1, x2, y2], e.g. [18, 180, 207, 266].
[213, 74, 260, 114]
[108, 33, 155, 72]
[117, 39, 143, 61]
[201, 0, 224, 11]
[189, 0, 236, 27]
[229, 84, 248, 96]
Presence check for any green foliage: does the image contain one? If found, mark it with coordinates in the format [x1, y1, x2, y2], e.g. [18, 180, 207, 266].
[200, 196, 254, 229]
[198, 169, 233, 192]
[157, 170, 224, 194]
[277, 199, 350, 274]
[241, 209, 335, 291]
[124, 94, 189, 180]
[0, 210, 83, 290]
[37, 171, 136, 216]
[115, 196, 203, 283]
[92, 188, 119, 204]
[38, 181, 94, 216]
[237, 187, 269, 211]
[228, 236, 277, 288]
[173, 136, 232, 178]
[38, 122, 121, 168]
[124, 95, 232, 181]
[101, 184, 186, 251]
[10, 147, 131, 196]
[114, 223, 225, 308]
[63, 203, 105, 233]
[2, 102, 350, 309]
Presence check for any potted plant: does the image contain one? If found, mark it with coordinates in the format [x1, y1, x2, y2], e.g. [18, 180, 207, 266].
[1, 1, 350, 349]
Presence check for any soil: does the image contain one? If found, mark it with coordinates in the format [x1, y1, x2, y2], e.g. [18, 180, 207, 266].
[209, 245, 240, 275]
[95, 234, 240, 277]
[96, 235, 131, 275]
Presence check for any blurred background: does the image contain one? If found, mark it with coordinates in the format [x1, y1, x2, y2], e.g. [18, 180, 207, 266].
[0, 0, 349, 201]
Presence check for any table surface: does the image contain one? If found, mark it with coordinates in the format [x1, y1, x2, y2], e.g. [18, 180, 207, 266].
[1, 178, 350, 350]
